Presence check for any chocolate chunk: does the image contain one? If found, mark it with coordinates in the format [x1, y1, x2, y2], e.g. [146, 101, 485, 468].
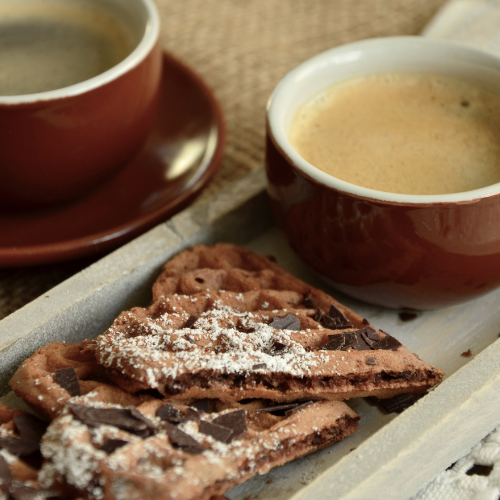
[362, 318, 370, 325]
[358, 327, 380, 346]
[190, 399, 217, 413]
[353, 331, 372, 351]
[68, 403, 147, 433]
[185, 315, 198, 328]
[0, 437, 39, 456]
[269, 313, 301, 331]
[461, 349, 472, 357]
[13, 414, 48, 444]
[127, 407, 157, 432]
[157, 404, 181, 422]
[303, 294, 315, 309]
[466, 464, 493, 476]
[373, 334, 402, 351]
[266, 341, 287, 356]
[372, 393, 423, 413]
[366, 357, 377, 365]
[321, 335, 345, 351]
[199, 420, 233, 443]
[101, 439, 129, 454]
[398, 312, 418, 322]
[252, 363, 267, 370]
[54, 367, 81, 397]
[164, 421, 202, 449]
[342, 332, 358, 349]
[185, 335, 197, 344]
[212, 410, 247, 442]
[182, 408, 201, 422]
[0, 454, 12, 484]
[319, 304, 351, 330]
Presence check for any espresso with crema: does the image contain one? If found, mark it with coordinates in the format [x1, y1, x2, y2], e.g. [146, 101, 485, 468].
[0, 1, 137, 96]
[288, 73, 500, 195]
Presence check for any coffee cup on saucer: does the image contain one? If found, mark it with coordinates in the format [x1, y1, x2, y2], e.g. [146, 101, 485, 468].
[0, 0, 161, 207]
[266, 36, 500, 310]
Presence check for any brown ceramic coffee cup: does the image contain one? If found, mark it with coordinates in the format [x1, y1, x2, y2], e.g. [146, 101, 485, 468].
[0, 0, 161, 207]
[266, 37, 500, 310]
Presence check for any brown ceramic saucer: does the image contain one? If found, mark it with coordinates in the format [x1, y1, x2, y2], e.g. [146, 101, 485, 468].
[0, 52, 225, 267]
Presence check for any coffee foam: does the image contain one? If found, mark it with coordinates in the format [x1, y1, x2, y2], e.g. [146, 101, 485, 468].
[0, 1, 137, 96]
[289, 73, 500, 195]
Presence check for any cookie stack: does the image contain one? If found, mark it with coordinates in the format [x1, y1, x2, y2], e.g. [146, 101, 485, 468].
[5, 244, 443, 500]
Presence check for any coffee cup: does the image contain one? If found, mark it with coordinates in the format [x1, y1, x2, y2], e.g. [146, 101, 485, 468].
[0, 0, 161, 207]
[266, 36, 500, 310]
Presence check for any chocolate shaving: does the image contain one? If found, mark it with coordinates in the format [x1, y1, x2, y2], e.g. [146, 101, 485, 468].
[181, 445, 205, 455]
[157, 404, 181, 422]
[317, 304, 351, 330]
[362, 318, 370, 325]
[266, 341, 287, 356]
[13, 414, 48, 444]
[199, 420, 233, 443]
[185, 335, 197, 344]
[370, 393, 423, 413]
[373, 334, 402, 351]
[284, 401, 315, 415]
[0, 454, 12, 484]
[101, 439, 128, 454]
[321, 335, 345, 351]
[212, 410, 247, 442]
[303, 294, 315, 309]
[0, 437, 39, 456]
[190, 399, 217, 413]
[54, 367, 81, 397]
[461, 349, 472, 357]
[127, 407, 157, 432]
[255, 403, 300, 414]
[164, 421, 202, 451]
[68, 403, 147, 433]
[322, 328, 382, 351]
[252, 363, 267, 370]
[366, 357, 377, 365]
[182, 408, 201, 422]
[398, 312, 418, 322]
[269, 313, 301, 331]
[185, 315, 198, 328]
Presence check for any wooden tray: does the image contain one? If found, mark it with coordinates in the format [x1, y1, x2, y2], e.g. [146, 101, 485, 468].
[1, 168, 500, 500]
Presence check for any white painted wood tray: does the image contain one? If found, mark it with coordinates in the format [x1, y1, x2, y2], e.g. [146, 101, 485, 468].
[1, 168, 500, 500]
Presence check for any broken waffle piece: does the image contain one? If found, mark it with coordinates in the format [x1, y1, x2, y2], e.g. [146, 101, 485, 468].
[91, 245, 443, 402]
[9, 342, 152, 420]
[38, 398, 359, 500]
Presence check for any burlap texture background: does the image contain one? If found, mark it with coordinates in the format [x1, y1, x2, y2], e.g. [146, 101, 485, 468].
[0, 0, 447, 319]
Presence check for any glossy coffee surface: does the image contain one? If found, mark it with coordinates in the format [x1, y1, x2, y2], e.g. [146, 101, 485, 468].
[289, 73, 500, 195]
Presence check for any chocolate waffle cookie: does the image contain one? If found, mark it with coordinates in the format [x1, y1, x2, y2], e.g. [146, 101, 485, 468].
[91, 244, 443, 402]
[9, 342, 152, 421]
[38, 398, 359, 500]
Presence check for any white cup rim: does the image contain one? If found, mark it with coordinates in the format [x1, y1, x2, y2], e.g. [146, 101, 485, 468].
[267, 36, 500, 204]
[0, 0, 160, 105]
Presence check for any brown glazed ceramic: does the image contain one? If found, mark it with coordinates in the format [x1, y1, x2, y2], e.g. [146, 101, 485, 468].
[266, 37, 500, 310]
[0, 0, 161, 207]
[0, 51, 226, 266]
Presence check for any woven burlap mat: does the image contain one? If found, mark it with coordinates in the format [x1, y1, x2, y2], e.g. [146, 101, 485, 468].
[0, 0, 446, 320]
